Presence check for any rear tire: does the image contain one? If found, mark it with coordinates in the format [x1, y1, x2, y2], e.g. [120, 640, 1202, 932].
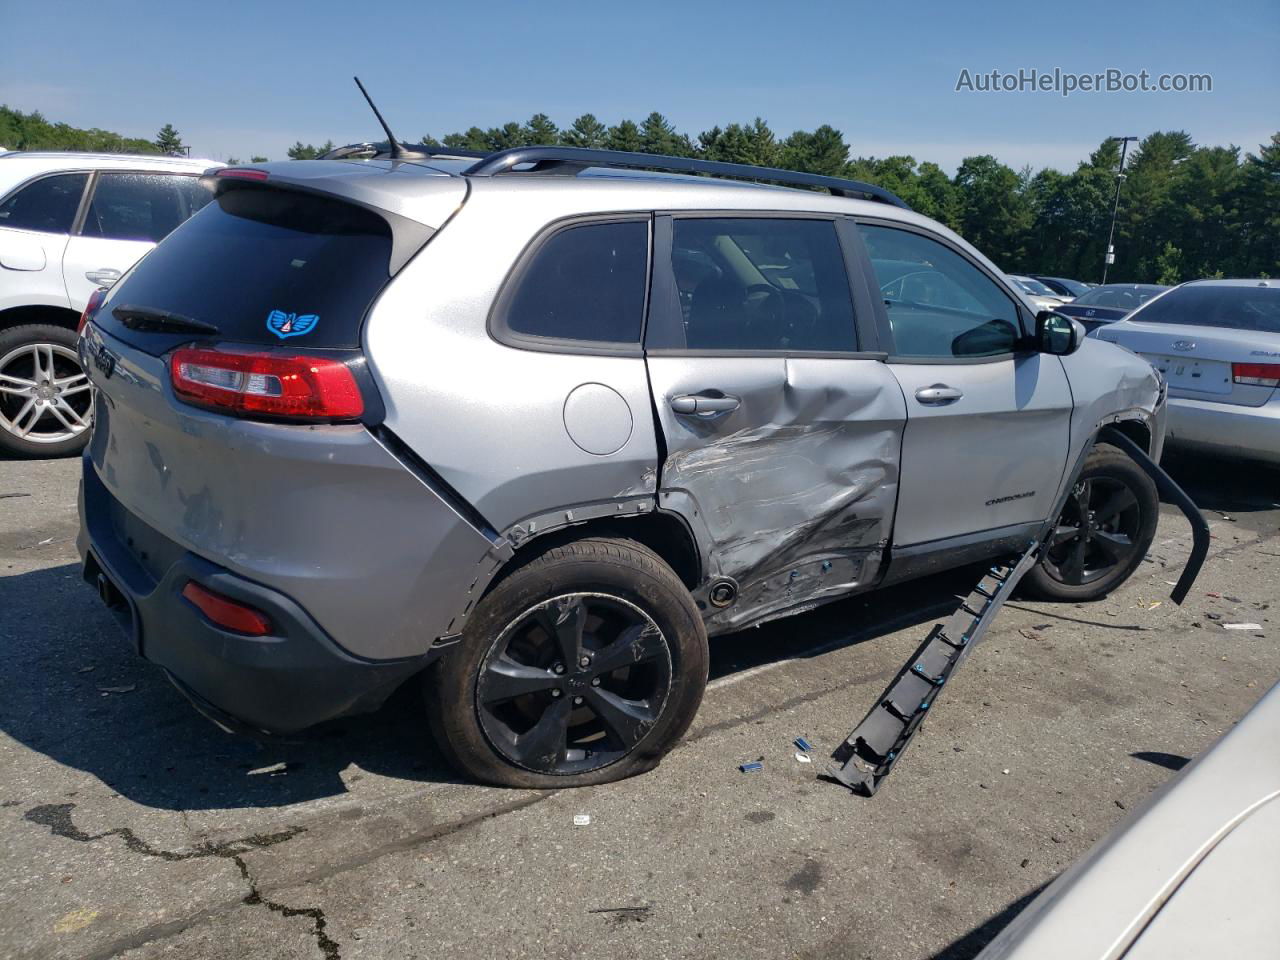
[0, 324, 93, 459]
[424, 536, 709, 788]
[1022, 443, 1158, 602]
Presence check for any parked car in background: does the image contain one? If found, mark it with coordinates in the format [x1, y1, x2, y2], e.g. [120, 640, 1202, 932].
[78, 145, 1167, 788]
[1057, 283, 1171, 332]
[977, 679, 1280, 960]
[1009, 274, 1070, 310]
[1030, 275, 1090, 299]
[1095, 279, 1280, 464]
[0, 151, 220, 457]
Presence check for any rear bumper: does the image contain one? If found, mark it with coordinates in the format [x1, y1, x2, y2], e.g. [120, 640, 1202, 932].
[1166, 395, 1280, 465]
[78, 458, 433, 734]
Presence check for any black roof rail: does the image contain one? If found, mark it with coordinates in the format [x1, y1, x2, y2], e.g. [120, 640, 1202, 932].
[462, 146, 910, 209]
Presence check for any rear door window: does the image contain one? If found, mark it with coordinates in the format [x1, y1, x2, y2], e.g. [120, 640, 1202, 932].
[497, 219, 649, 347]
[82, 173, 211, 243]
[668, 217, 856, 352]
[0, 173, 89, 234]
[96, 184, 394, 354]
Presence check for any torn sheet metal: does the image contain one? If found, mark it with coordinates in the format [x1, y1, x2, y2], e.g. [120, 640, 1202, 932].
[647, 356, 907, 635]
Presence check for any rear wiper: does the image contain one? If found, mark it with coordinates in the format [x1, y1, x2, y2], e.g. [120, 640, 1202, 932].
[112, 304, 220, 335]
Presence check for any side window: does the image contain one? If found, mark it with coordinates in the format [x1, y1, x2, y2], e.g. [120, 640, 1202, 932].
[0, 173, 89, 234]
[671, 218, 856, 352]
[82, 173, 212, 243]
[860, 225, 1020, 359]
[501, 220, 648, 344]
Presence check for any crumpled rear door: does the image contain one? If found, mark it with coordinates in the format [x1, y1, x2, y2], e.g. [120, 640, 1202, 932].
[644, 215, 906, 634]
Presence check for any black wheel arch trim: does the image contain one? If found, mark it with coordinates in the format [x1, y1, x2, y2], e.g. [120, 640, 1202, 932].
[1095, 426, 1209, 605]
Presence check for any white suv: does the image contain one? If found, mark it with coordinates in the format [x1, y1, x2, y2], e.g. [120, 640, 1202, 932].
[0, 152, 220, 456]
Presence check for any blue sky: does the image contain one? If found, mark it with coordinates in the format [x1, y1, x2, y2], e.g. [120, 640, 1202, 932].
[3, 0, 1276, 172]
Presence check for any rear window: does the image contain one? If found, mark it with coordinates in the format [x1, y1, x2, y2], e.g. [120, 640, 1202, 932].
[1074, 285, 1166, 309]
[1133, 284, 1280, 334]
[97, 184, 393, 352]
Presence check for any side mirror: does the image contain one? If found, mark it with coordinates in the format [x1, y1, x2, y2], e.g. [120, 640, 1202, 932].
[1036, 310, 1085, 355]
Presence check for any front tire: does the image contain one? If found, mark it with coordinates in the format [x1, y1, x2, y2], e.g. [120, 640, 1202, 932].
[424, 536, 709, 788]
[1022, 443, 1159, 602]
[0, 324, 93, 459]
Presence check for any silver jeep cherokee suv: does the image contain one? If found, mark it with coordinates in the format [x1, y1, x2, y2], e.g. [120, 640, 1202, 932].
[77, 145, 1167, 787]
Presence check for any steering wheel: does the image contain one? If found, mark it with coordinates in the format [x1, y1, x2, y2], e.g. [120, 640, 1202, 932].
[743, 282, 786, 328]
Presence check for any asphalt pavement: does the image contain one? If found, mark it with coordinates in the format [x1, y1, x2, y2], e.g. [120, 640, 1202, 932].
[1, 450, 1277, 960]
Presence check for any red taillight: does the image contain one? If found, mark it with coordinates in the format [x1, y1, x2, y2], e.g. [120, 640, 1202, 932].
[169, 347, 364, 421]
[181, 581, 273, 636]
[78, 288, 108, 335]
[215, 168, 270, 181]
[1232, 362, 1280, 388]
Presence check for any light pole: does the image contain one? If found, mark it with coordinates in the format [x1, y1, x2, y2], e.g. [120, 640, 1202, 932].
[1101, 135, 1139, 284]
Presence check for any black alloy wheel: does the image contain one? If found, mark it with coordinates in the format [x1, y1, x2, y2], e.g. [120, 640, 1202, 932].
[476, 592, 673, 776]
[1041, 476, 1143, 586]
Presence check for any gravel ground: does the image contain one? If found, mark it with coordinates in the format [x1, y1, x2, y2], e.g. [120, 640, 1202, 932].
[1, 450, 1276, 960]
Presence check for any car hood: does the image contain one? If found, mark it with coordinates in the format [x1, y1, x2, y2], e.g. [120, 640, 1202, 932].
[977, 680, 1280, 960]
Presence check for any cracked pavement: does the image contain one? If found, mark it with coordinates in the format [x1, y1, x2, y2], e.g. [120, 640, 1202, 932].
[1, 452, 1277, 960]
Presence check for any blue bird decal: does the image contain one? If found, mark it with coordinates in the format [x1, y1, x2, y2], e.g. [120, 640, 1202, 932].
[266, 310, 319, 339]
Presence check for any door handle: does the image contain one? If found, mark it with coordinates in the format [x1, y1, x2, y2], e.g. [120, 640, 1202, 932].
[670, 393, 741, 416]
[85, 268, 122, 287]
[914, 384, 963, 405]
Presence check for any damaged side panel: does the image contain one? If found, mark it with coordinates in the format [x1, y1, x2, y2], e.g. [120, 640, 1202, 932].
[648, 355, 907, 634]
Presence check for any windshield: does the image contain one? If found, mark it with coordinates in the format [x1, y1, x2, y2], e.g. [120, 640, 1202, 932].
[1132, 284, 1280, 334]
[1074, 285, 1168, 309]
[1013, 276, 1056, 297]
[1042, 277, 1089, 297]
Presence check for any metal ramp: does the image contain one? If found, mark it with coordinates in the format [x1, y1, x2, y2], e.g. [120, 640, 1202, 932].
[827, 431, 1210, 797]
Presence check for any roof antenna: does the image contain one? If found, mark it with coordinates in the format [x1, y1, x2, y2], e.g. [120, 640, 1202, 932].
[352, 76, 426, 161]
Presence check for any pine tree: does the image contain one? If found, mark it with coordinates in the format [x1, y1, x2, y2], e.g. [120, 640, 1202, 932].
[523, 113, 559, 146]
[701, 121, 776, 167]
[606, 119, 643, 153]
[779, 125, 849, 176]
[484, 122, 525, 150]
[640, 112, 683, 155]
[953, 154, 1033, 267]
[1237, 134, 1280, 277]
[1155, 242, 1184, 285]
[562, 114, 607, 149]
[155, 123, 183, 155]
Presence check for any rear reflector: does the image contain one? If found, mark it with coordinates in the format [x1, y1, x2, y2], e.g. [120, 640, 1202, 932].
[1232, 362, 1280, 388]
[170, 347, 364, 421]
[181, 581, 273, 636]
[215, 168, 270, 181]
[77, 287, 108, 335]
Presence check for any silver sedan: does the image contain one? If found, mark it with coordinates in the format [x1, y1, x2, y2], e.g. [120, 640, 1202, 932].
[1092, 279, 1280, 464]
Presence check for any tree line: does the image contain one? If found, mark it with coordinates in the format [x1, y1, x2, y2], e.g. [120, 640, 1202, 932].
[5, 105, 1276, 283]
